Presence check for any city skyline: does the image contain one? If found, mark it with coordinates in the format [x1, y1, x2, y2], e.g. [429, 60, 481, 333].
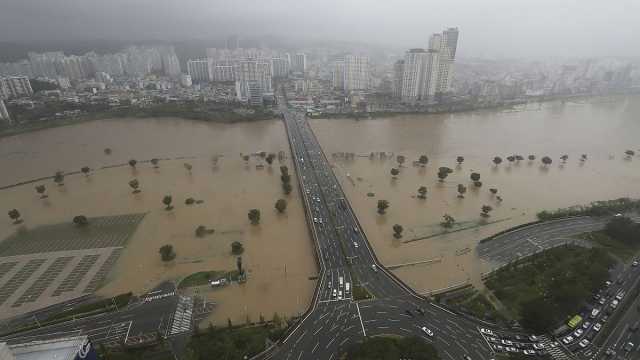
[1, 0, 640, 59]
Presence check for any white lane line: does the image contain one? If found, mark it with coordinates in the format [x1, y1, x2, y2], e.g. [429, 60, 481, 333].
[326, 336, 336, 349]
[296, 351, 303, 360]
[312, 341, 319, 354]
[340, 337, 349, 346]
[444, 349, 455, 360]
[123, 321, 132, 343]
[356, 302, 367, 337]
[313, 326, 324, 335]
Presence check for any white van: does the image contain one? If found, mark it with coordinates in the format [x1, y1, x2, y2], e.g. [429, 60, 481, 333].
[345, 282, 351, 294]
[339, 276, 344, 288]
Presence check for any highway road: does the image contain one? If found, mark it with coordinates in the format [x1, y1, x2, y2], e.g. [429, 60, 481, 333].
[270, 97, 640, 360]
[0, 282, 190, 347]
[269, 100, 494, 360]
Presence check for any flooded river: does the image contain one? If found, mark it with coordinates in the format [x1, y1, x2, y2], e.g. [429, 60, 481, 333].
[310, 95, 640, 293]
[0, 118, 317, 325]
[1, 95, 639, 324]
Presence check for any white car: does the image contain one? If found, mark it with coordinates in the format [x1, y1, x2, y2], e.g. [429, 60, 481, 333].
[574, 329, 584, 337]
[480, 328, 495, 336]
[332, 289, 337, 298]
[579, 339, 590, 348]
[633, 260, 639, 267]
[523, 350, 536, 355]
[582, 321, 591, 329]
[371, 264, 378, 272]
[593, 323, 602, 332]
[562, 336, 574, 344]
[421, 327, 434, 337]
[501, 339, 513, 346]
[528, 335, 538, 342]
[532, 343, 545, 350]
[505, 346, 518, 353]
[353, 242, 359, 248]
[591, 308, 601, 318]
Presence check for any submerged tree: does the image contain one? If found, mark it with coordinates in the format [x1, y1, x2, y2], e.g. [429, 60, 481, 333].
[390, 168, 400, 179]
[73, 215, 89, 226]
[151, 158, 160, 168]
[377, 199, 390, 214]
[231, 241, 244, 255]
[560, 154, 569, 163]
[396, 155, 406, 167]
[457, 184, 467, 198]
[275, 199, 287, 213]
[441, 214, 455, 229]
[492, 156, 503, 166]
[53, 171, 65, 186]
[418, 155, 429, 166]
[159, 245, 176, 262]
[81, 166, 91, 177]
[184, 163, 193, 173]
[541, 156, 553, 167]
[128, 179, 141, 194]
[489, 188, 498, 195]
[248, 209, 261, 224]
[417, 186, 428, 199]
[456, 156, 464, 165]
[392, 224, 404, 239]
[8, 209, 22, 224]
[481, 205, 493, 218]
[625, 150, 635, 158]
[128, 159, 137, 168]
[528, 155, 536, 162]
[35, 185, 48, 199]
[162, 195, 173, 210]
[266, 153, 276, 165]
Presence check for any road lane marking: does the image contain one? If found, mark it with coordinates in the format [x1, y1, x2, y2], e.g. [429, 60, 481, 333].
[312, 341, 319, 353]
[431, 303, 456, 315]
[356, 302, 366, 337]
[314, 326, 323, 335]
[326, 336, 336, 349]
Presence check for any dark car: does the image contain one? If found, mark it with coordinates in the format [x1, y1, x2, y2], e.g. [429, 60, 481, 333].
[405, 309, 414, 317]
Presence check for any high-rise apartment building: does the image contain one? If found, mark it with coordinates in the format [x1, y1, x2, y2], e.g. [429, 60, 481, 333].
[162, 52, 181, 77]
[394, 27, 459, 101]
[344, 55, 369, 91]
[332, 60, 345, 90]
[433, 28, 459, 93]
[332, 55, 369, 92]
[234, 59, 272, 105]
[187, 59, 212, 83]
[0, 76, 33, 99]
[212, 65, 235, 82]
[271, 57, 290, 78]
[291, 53, 306, 74]
[392, 60, 405, 98]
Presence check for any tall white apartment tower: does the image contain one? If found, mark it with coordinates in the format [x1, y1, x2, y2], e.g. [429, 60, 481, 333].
[431, 27, 459, 93]
[401, 49, 427, 101]
[344, 55, 369, 91]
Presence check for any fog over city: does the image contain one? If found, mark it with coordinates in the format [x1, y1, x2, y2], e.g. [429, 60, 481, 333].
[1, 0, 639, 58]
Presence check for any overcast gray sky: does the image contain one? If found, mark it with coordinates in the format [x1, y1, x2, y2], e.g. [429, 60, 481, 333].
[1, 0, 638, 58]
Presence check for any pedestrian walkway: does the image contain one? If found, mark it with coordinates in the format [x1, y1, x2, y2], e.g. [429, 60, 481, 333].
[540, 335, 574, 360]
[168, 295, 193, 336]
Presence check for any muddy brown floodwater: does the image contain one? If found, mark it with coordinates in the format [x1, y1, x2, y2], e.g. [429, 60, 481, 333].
[0, 118, 317, 326]
[310, 95, 640, 293]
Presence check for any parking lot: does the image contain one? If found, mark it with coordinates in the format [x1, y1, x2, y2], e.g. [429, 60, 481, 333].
[0, 214, 145, 320]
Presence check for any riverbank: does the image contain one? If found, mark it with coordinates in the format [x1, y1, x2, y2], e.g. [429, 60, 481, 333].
[314, 91, 640, 121]
[0, 102, 277, 138]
